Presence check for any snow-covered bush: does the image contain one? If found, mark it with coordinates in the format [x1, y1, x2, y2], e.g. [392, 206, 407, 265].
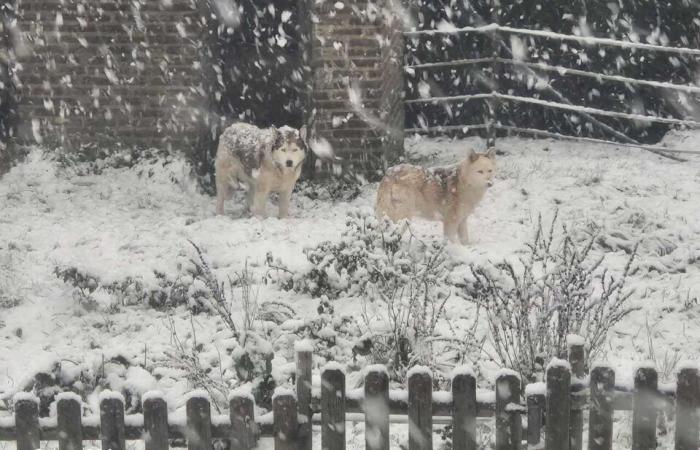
[458, 212, 638, 382]
[273, 209, 451, 300]
[52, 145, 175, 175]
[295, 177, 363, 203]
[175, 242, 299, 409]
[5, 355, 153, 417]
[53, 265, 208, 312]
[270, 209, 456, 381]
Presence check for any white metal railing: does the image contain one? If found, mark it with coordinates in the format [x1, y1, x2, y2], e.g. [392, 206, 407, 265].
[405, 58, 700, 94]
[403, 22, 700, 157]
[404, 23, 700, 56]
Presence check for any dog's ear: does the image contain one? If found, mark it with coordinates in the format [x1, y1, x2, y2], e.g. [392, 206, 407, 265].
[299, 125, 308, 143]
[486, 147, 497, 159]
[468, 149, 479, 163]
[273, 128, 285, 150]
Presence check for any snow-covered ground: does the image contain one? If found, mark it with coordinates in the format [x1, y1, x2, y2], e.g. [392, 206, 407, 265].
[0, 133, 699, 448]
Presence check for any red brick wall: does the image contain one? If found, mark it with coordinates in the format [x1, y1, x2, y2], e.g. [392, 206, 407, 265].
[14, 0, 205, 151]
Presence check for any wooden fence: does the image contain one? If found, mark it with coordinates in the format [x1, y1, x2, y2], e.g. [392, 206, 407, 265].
[0, 341, 699, 450]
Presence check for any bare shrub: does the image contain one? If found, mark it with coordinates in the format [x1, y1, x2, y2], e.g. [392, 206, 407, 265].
[163, 315, 229, 411]
[273, 210, 460, 381]
[358, 235, 453, 381]
[458, 212, 638, 381]
[184, 241, 296, 408]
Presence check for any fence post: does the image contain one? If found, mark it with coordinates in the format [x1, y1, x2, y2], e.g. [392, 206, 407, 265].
[186, 391, 212, 450]
[230, 392, 257, 450]
[296, 342, 313, 450]
[14, 394, 40, 450]
[632, 366, 658, 450]
[546, 360, 571, 450]
[100, 391, 126, 450]
[588, 366, 615, 450]
[408, 367, 432, 450]
[321, 364, 346, 450]
[495, 370, 521, 450]
[525, 384, 545, 447]
[57, 393, 83, 450]
[273, 388, 298, 450]
[674, 365, 699, 450]
[485, 0, 500, 149]
[568, 336, 585, 450]
[364, 366, 390, 450]
[143, 392, 168, 450]
[452, 366, 476, 450]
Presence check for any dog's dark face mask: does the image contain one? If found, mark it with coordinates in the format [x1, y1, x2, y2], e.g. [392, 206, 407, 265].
[272, 127, 307, 171]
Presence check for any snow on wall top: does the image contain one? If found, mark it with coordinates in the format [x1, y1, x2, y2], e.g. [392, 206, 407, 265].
[228, 387, 255, 402]
[493, 368, 521, 381]
[451, 365, 475, 379]
[12, 392, 39, 404]
[0, 416, 15, 428]
[363, 364, 389, 376]
[56, 392, 83, 403]
[272, 387, 296, 401]
[566, 334, 585, 347]
[406, 365, 432, 379]
[99, 390, 125, 403]
[677, 360, 700, 372]
[322, 361, 345, 373]
[524, 382, 546, 396]
[184, 389, 210, 402]
[124, 414, 144, 427]
[546, 358, 571, 372]
[141, 391, 166, 403]
[294, 340, 314, 352]
[634, 360, 657, 371]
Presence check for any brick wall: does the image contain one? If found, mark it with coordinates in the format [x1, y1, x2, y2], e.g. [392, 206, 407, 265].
[13, 0, 205, 151]
[310, 0, 404, 179]
[4, 0, 405, 178]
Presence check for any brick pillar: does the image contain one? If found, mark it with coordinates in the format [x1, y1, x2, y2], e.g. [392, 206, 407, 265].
[311, 0, 404, 180]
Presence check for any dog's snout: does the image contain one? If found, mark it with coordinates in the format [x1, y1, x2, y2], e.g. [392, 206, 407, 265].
[286, 160, 294, 168]
[487, 181, 494, 187]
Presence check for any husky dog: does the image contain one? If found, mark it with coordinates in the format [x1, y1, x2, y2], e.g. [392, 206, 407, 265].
[375, 148, 497, 245]
[215, 123, 307, 218]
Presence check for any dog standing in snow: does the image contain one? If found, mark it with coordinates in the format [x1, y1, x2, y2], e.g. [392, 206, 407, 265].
[375, 148, 497, 245]
[215, 123, 307, 218]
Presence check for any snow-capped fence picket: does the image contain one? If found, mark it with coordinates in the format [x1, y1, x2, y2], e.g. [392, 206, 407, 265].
[2, 340, 700, 450]
[321, 364, 345, 450]
[588, 366, 614, 450]
[404, 22, 700, 159]
[545, 360, 571, 450]
[364, 366, 390, 450]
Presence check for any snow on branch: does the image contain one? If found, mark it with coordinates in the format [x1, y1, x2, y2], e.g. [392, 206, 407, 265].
[493, 125, 700, 155]
[503, 59, 700, 94]
[404, 93, 493, 105]
[404, 23, 700, 56]
[494, 92, 700, 127]
[404, 57, 492, 71]
[407, 92, 700, 128]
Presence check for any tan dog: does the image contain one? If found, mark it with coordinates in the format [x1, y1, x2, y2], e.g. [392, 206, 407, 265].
[215, 123, 307, 218]
[375, 149, 496, 244]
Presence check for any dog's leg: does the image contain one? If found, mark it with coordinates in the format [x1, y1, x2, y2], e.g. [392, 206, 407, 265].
[278, 188, 293, 218]
[245, 185, 255, 213]
[458, 218, 469, 245]
[252, 185, 270, 218]
[215, 179, 228, 215]
[443, 217, 460, 243]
